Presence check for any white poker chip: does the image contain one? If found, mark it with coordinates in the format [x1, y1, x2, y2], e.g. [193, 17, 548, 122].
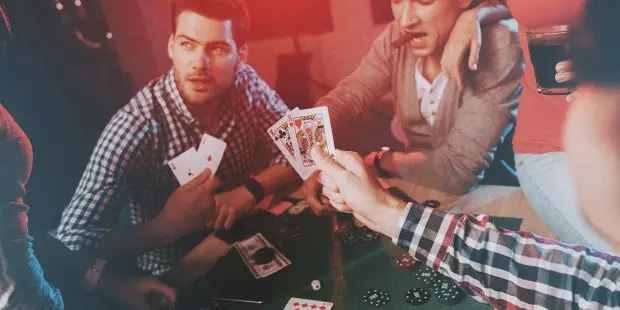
[311, 280, 321, 291]
[362, 289, 390, 307]
[404, 288, 431, 306]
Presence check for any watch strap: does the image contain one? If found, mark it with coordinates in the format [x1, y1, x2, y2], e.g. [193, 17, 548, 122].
[243, 177, 265, 203]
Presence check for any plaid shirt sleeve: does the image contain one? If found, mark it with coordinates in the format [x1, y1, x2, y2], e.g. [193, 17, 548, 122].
[393, 203, 620, 309]
[57, 103, 152, 251]
[242, 66, 289, 167]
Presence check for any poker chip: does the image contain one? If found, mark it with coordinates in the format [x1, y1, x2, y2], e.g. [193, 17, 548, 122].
[362, 289, 391, 307]
[339, 228, 379, 245]
[340, 230, 360, 245]
[423, 200, 440, 209]
[393, 252, 416, 270]
[431, 275, 466, 305]
[275, 223, 304, 244]
[333, 221, 352, 235]
[412, 266, 440, 285]
[404, 288, 432, 306]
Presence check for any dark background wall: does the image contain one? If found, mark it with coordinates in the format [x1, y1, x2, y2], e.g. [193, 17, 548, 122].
[0, 0, 132, 229]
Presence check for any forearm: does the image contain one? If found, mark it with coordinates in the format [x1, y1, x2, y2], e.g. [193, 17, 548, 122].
[391, 147, 482, 195]
[97, 220, 175, 261]
[393, 204, 620, 309]
[254, 164, 297, 196]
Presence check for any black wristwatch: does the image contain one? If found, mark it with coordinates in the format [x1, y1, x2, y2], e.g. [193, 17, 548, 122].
[243, 177, 265, 203]
[374, 146, 394, 178]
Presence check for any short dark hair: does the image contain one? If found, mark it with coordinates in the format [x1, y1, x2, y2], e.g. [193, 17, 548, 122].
[571, 0, 620, 86]
[171, 0, 251, 47]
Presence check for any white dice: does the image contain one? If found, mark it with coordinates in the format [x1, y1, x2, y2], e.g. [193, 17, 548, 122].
[311, 280, 321, 291]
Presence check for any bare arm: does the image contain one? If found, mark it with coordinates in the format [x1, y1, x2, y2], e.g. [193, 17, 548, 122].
[441, 2, 512, 86]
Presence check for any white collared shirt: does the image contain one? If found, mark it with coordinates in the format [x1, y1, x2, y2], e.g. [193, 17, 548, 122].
[415, 58, 448, 126]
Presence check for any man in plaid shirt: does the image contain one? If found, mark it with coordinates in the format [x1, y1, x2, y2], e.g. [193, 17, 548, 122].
[310, 2, 620, 308]
[57, 0, 297, 276]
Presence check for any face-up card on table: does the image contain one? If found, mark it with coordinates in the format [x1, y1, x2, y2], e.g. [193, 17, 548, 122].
[283, 297, 334, 310]
[287, 107, 335, 178]
[168, 147, 201, 185]
[196, 133, 227, 174]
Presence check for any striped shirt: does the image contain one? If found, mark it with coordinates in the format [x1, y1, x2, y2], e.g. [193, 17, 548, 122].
[393, 203, 620, 309]
[57, 64, 289, 275]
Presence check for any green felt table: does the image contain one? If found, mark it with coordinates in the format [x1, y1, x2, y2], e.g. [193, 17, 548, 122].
[179, 210, 522, 309]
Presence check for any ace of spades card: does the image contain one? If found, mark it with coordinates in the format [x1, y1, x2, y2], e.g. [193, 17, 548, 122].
[167, 147, 202, 185]
[288, 107, 335, 175]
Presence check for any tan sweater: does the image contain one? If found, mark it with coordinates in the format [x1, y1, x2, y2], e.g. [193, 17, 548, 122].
[317, 21, 523, 195]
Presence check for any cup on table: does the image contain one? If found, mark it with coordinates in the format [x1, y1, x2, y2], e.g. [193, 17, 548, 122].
[527, 25, 577, 95]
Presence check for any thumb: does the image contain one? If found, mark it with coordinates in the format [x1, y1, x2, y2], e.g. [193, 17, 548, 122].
[311, 147, 348, 183]
[186, 168, 212, 188]
[311, 147, 367, 182]
[201, 174, 221, 193]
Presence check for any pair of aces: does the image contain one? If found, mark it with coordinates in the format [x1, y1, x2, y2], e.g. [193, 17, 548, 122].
[167, 134, 227, 185]
[268, 107, 336, 180]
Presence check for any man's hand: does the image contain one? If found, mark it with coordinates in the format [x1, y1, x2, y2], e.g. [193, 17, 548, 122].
[301, 172, 330, 215]
[311, 147, 406, 237]
[556, 60, 577, 102]
[153, 168, 220, 242]
[441, 8, 482, 88]
[97, 274, 176, 310]
[213, 186, 255, 230]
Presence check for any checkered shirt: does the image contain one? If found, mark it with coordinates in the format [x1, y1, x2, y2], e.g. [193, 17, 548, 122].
[393, 202, 620, 309]
[57, 64, 289, 275]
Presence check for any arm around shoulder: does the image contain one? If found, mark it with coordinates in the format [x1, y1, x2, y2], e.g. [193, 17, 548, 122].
[396, 22, 523, 194]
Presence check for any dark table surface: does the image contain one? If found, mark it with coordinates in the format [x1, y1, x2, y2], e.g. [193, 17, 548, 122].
[179, 208, 522, 310]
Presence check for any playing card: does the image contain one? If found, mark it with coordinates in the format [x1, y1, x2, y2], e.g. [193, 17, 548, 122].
[267, 111, 310, 179]
[234, 233, 291, 279]
[288, 107, 335, 177]
[283, 298, 334, 310]
[196, 134, 227, 174]
[168, 147, 201, 185]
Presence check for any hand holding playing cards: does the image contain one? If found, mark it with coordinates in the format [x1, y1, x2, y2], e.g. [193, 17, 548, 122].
[155, 168, 220, 241]
[311, 147, 406, 237]
[213, 186, 255, 230]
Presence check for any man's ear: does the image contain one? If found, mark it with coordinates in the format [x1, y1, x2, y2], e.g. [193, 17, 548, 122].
[167, 34, 174, 59]
[237, 44, 249, 63]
